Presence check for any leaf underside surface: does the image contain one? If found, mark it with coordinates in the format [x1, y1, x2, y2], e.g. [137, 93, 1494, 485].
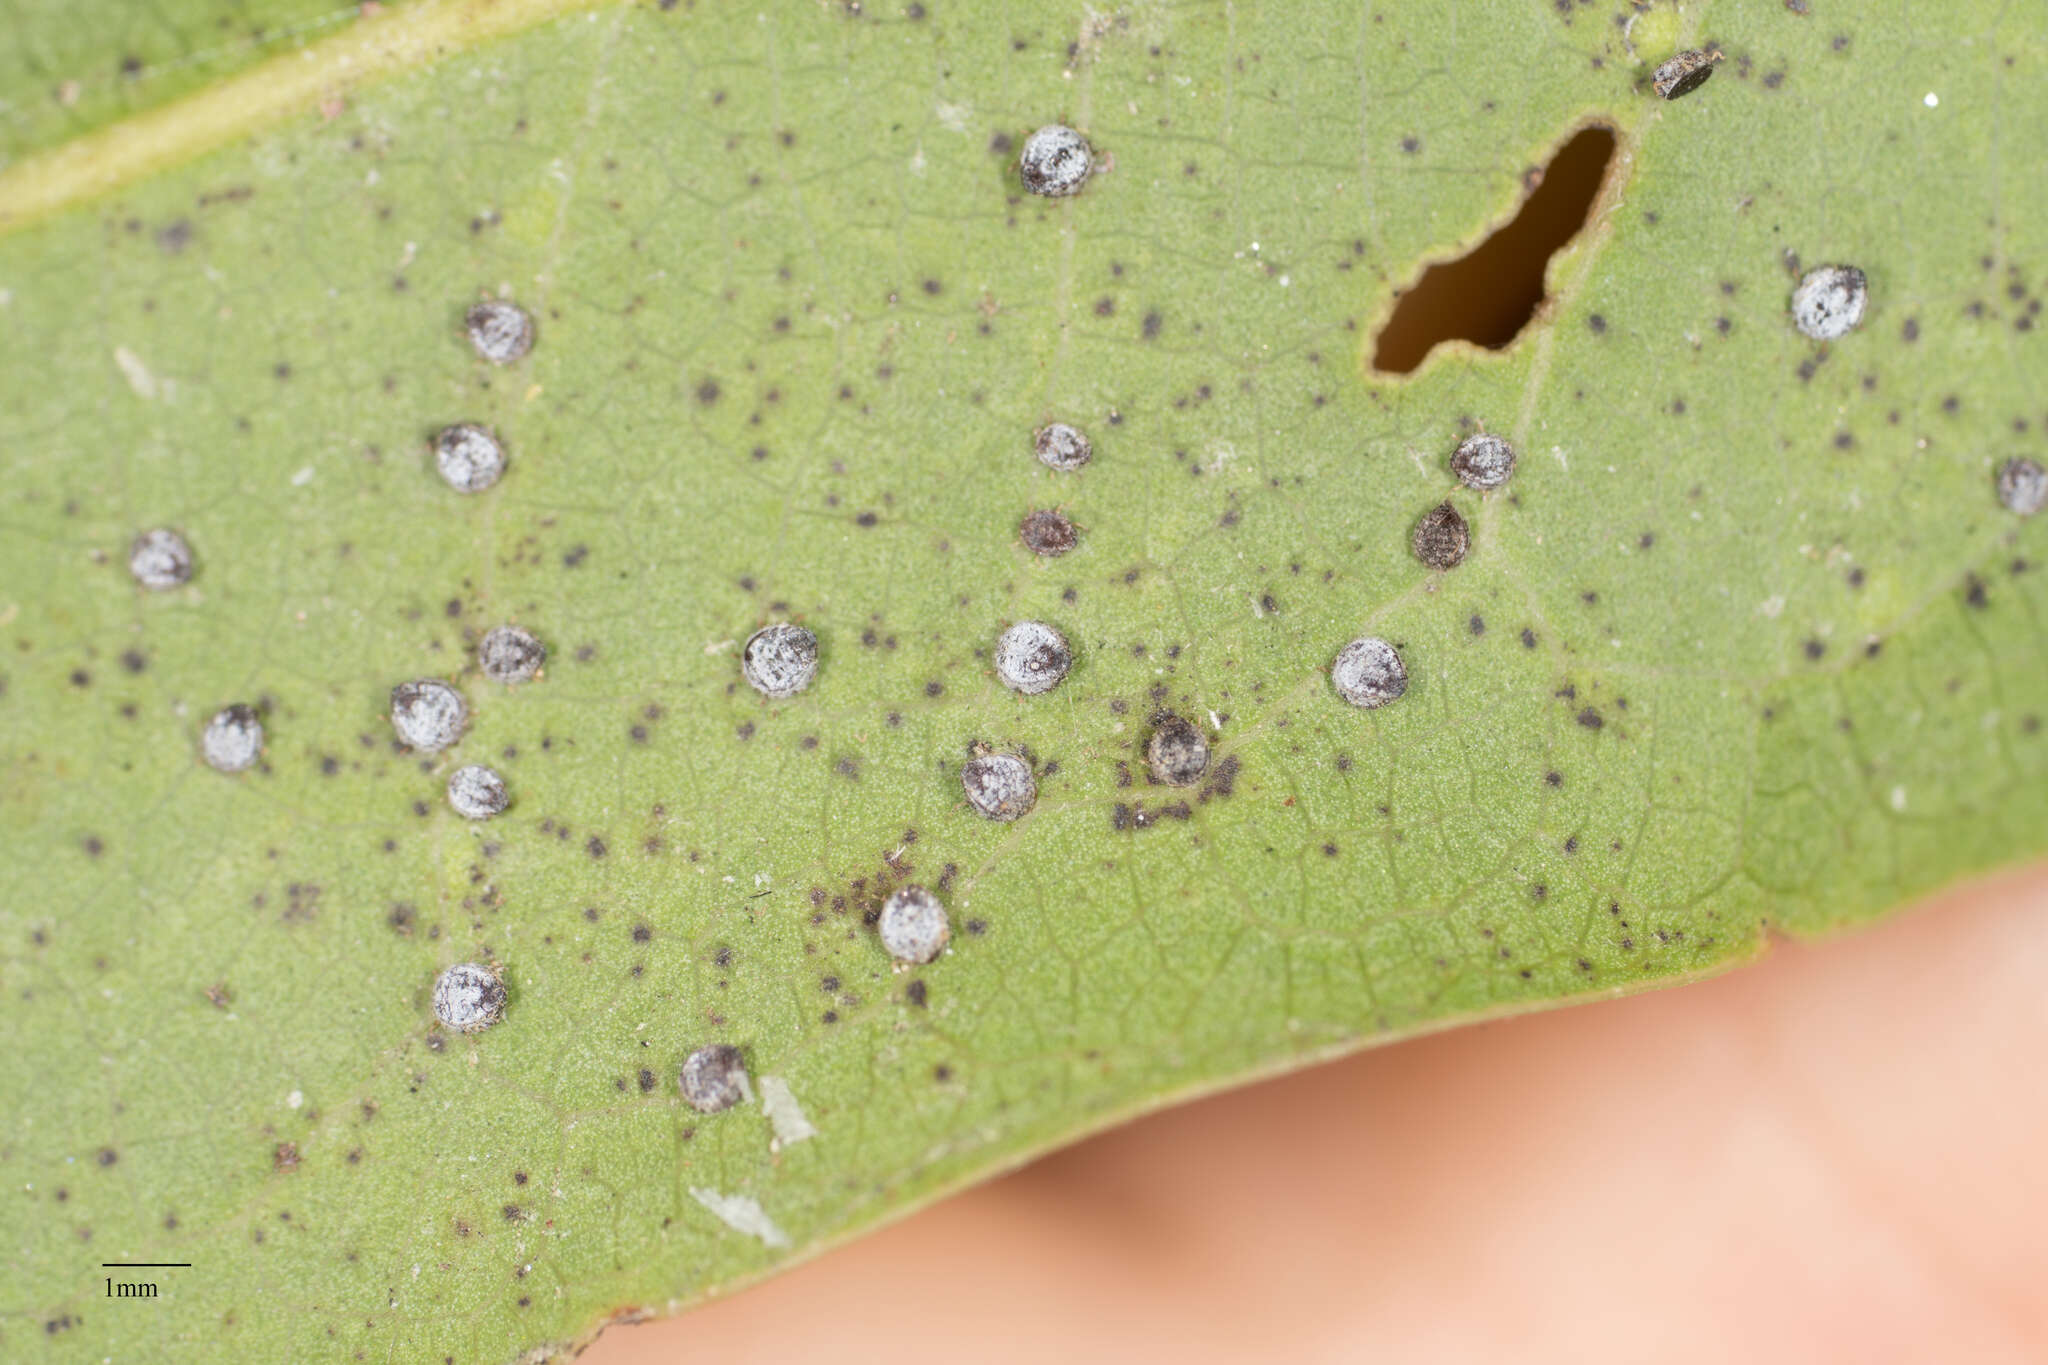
[2, 1, 2043, 1360]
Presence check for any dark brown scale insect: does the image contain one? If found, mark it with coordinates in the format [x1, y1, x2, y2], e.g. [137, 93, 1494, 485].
[1412, 502, 1470, 569]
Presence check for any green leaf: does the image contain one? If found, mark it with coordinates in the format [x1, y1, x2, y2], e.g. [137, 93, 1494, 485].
[4, 1, 2042, 1359]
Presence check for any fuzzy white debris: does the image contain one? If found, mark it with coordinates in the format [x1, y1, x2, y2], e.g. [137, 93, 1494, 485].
[114, 346, 158, 400]
[690, 1188, 790, 1248]
[758, 1076, 818, 1147]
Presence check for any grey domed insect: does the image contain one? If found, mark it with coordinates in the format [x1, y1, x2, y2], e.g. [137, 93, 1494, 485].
[961, 750, 1036, 821]
[1019, 124, 1092, 197]
[1451, 434, 1515, 491]
[994, 621, 1071, 695]
[1034, 422, 1093, 472]
[1412, 502, 1470, 569]
[1332, 636, 1408, 709]
[878, 885, 950, 964]
[477, 624, 546, 684]
[390, 679, 467, 752]
[1146, 716, 1211, 787]
[1995, 457, 2045, 517]
[201, 704, 263, 773]
[1652, 49, 1717, 100]
[1791, 265, 1868, 341]
[446, 764, 510, 820]
[465, 299, 534, 364]
[742, 623, 819, 699]
[680, 1043, 750, 1114]
[128, 528, 193, 589]
[433, 962, 506, 1033]
[434, 423, 506, 493]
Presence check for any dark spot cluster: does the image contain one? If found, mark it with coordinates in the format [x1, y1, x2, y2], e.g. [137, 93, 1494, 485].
[1110, 799, 1192, 831]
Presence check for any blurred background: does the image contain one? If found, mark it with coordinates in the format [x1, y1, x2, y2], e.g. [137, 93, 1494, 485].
[584, 866, 2048, 1364]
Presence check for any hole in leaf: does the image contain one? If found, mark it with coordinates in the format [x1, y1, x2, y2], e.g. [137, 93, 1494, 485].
[1370, 124, 1618, 375]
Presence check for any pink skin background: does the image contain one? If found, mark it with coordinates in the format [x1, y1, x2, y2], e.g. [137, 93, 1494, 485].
[586, 866, 2048, 1365]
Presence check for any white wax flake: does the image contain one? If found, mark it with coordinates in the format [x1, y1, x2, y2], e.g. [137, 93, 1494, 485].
[1757, 595, 1786, 619]
[1923, 92, 1939, 107]
[290, 466, 315, 487]
[758, 1076, 818, 1147]
[286, 1090, 303, 1109]
[1891, 786, 1908, 812]
[690, 1188, 790, 1249]
[114, 346, 158, 400]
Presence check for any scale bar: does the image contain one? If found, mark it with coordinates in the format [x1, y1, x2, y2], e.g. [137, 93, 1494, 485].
[102, 1262, 190, 1268]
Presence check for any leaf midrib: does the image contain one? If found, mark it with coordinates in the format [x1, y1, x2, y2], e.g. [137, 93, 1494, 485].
[0, 0, 613, 235]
